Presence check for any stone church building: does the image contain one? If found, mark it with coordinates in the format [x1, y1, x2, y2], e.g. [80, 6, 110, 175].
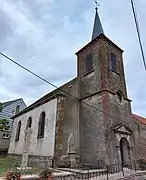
[8, 10, 146, 168]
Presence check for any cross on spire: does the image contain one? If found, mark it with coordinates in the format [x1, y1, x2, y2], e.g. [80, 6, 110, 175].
[93, 0, 100, 11]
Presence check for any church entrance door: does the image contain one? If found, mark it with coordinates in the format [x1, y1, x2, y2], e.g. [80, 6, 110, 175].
[120, 137, 131, 167]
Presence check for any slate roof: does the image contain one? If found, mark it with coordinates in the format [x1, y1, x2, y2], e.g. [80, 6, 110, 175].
[133, 114, 146, 125]
[92, 9, 104, 40]
[0, 98, 26, 130]
[76, 33, 124, 55]
[12, 78, 77, 119]
[2, 98, 22, 108]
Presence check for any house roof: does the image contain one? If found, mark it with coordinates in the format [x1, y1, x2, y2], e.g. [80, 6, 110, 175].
[2, 98, 23, 108]
[132, 114, 146, 125]
[12, 78, 77, 119]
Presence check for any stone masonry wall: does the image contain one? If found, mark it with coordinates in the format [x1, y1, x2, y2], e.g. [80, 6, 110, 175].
[138, 124, 146, 160]
[133, 118, 146, 161]
[54, 78, 79, 167]
[77, 38, 108, 166]
[77, 35, 134, 166]
[97, 37, 134, 164]
[77, 39, 102, 99]
[28, 155, 52, 167]
[79, 94, 106, 167]
[101, 38, 128, 99]
[105, 92, 135, 164]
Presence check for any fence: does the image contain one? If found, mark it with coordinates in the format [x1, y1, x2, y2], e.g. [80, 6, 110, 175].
[0, 159, 146, 179]
[56, 161, 146, 180]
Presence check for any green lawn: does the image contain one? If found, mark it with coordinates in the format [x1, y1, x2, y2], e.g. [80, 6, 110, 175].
[0, 156, 57, 177]
[0, 156, 19, 176]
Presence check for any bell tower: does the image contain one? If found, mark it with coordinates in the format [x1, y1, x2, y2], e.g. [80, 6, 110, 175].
[76, 7, 134, 165]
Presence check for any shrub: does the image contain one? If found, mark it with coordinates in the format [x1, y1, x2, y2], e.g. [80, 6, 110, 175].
[39, 169, 52, 180]
[5, 170, 21, 180]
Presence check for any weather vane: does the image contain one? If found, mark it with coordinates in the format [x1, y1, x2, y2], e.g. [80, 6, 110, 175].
[93, 0, 100, 11]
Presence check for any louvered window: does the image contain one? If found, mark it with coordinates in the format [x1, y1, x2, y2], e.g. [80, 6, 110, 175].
[110, 53, 117, 72]
[86, 54, 93, 73]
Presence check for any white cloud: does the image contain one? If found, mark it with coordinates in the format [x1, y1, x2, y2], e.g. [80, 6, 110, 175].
[0, 0, 146, 117]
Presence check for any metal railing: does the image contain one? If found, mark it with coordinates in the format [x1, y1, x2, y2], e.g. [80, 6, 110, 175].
[0, 159, 146, 179]
[56, 161, 145, 180]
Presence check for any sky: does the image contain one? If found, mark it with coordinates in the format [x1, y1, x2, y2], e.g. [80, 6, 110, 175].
[0, 0, 146, 117]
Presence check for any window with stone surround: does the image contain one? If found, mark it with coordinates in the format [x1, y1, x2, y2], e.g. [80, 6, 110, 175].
[86, 53, 93, 74]
[37, 112, 45, 139]
[15, 121, 21, 142]
[110, 52, 117, 72]
[26, 117, 32, 129]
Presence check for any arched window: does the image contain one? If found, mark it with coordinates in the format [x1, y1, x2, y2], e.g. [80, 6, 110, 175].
[110, 53, 117, 72]
[15, 105, 20, 115]
[15, 121, 21, 142]
[37, 112, 45, 139]
[86, 54, 93, 73]
[26, 117, 32, 129]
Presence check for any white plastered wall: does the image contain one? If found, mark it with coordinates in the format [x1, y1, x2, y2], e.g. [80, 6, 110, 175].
[8, 98, 57, 157]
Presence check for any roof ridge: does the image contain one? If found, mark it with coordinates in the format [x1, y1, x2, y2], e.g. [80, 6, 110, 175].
[132, 113, 146, 119]
[2, 98, 22, 107]
[12, 77, 77, 119]
[132, 113, 146, 125]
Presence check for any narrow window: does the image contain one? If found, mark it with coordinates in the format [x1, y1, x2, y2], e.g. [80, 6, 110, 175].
[15, 121, 21, 142]
[86, 54, 93, 73]
[110, 53, 117, 72]
[37, 112, 45, 139]
[26, 117, 32, 129]
[15, 105, 20, 115]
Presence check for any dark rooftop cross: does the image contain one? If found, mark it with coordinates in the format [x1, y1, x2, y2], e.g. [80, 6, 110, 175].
[93, 0, 100, 11]
[92, 0, 104, 40]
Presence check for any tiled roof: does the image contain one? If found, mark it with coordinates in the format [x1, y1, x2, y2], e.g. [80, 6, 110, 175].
[132, 114, 146, 125]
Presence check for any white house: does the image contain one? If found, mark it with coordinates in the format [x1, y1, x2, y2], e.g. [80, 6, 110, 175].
[0, 98, 26, 153]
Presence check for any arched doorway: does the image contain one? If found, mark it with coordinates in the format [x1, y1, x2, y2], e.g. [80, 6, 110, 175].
[120, 137, 131, 167]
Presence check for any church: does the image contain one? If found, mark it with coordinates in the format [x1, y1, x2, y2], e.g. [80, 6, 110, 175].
[8, 9, 146, 168]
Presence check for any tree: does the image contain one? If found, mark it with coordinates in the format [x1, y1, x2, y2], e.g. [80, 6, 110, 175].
[0, 118, 10, 131]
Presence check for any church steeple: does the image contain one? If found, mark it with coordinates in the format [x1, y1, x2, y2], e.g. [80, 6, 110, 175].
[92, 8, 104, 40]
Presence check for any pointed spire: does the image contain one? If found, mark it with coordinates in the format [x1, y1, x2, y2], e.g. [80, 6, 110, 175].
[92, 7, 104, 40]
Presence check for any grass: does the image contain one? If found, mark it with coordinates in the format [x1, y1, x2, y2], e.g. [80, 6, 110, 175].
[0, 156, 58, 177]
[0, 155, 19, 176]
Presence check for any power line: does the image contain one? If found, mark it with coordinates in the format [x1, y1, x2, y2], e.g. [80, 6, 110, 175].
[0, 52, 132, 125]
[0, 1, 143, 126]
[0, 53, 71, 96]
[130, 0, 146, 71]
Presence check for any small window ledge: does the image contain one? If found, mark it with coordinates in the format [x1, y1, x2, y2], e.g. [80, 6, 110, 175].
[37, 135, 44, 139]
[111, 69, 119, 75]
[84, 69, 95, 76]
